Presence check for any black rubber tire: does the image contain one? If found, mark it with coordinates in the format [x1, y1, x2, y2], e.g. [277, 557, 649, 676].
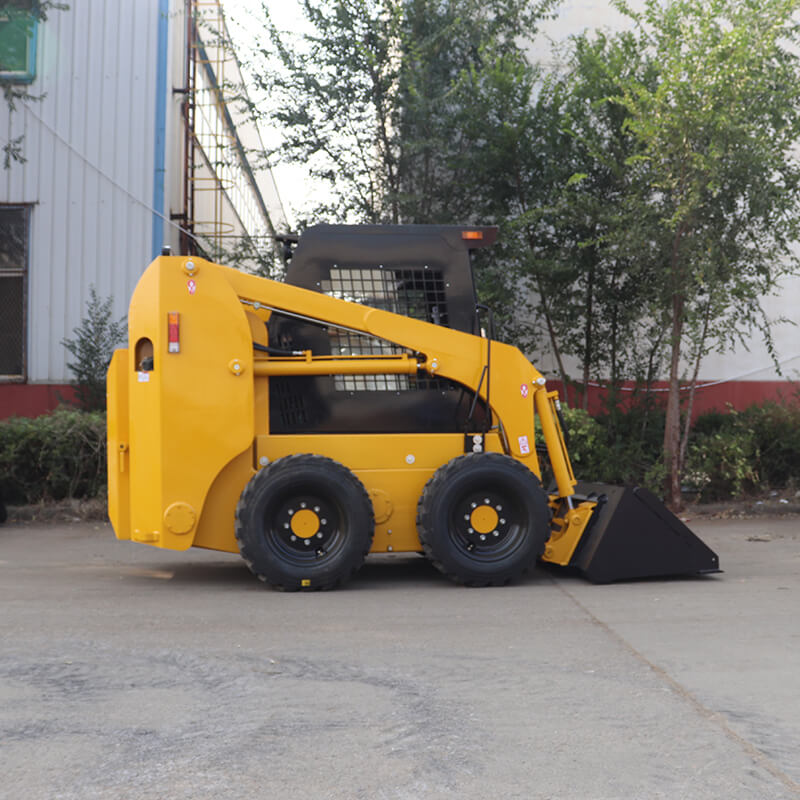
[235, 454, 374, 591]
[416, 452, 550, 586]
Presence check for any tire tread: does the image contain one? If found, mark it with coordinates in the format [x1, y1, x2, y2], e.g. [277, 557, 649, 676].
[235, 454, 374, 591]
[416, 452, 549, 586]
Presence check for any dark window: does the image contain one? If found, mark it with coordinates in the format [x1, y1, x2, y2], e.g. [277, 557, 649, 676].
[0, 1, 37, 82]
[0, 206, 29, 378]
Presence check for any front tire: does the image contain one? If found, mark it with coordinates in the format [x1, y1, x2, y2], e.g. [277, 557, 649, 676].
[417, 453, 550, 586]
[235, 454, 374, 590]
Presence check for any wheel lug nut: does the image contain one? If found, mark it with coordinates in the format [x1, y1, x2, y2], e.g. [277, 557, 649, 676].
[471, 502, 477, 508]
[321, 518, 327, 525]
[300, 502, 307, 508]
[290, 535, 296, 542]
[479, 534, 486, 541]
[484, 498, 490, 504]
[493, 531, 499, 537]
[316, 532, 323, 538]
[463, 514, 470, 520]
[500, 518, 506, 525]
[314, 506, 320, 512]
[288, 509, 294, 515]
[496, 505, 502, 511]
[468, 527, 474, 534]
[304, 539, 310, 546]
[283, 522, 290, 529]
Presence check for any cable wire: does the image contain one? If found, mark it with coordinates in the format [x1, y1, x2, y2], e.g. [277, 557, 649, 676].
[581, 353, 800, 393]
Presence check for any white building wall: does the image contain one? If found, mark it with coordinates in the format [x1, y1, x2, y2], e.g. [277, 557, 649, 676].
[0, 0, 161, 383]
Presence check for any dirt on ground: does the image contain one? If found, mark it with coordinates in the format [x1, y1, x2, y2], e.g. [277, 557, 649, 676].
[3, 497, 109, 524]
[683, 494, 800, 520]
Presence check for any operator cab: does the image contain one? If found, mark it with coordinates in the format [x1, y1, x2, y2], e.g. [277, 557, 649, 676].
[269, 225, 498, 435]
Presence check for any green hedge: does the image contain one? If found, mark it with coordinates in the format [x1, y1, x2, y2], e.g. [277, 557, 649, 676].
[0, 407, 107, 504]
[538, 405, 666, 493]
[558, 402, 800, 501]
[686, 403, 800, 500]
[2, 401, 799, 507]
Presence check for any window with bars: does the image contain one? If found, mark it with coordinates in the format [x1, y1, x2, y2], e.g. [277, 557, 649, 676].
[321, 265, 449, 391]
[0, 206, 28, 378]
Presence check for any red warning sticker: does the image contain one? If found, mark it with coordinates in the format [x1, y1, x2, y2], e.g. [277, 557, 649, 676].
[187, 279, 197, 295]
[520, 383, 529, 398]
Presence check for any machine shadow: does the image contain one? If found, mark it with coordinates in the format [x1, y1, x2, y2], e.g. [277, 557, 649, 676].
[120, 553, 549, 591]
[351, 554, 550, 591]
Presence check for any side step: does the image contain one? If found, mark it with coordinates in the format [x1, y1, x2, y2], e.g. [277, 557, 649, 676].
[567, 482, 721, 583]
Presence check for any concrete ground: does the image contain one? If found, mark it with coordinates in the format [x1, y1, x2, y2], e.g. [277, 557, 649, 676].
[1, 517, 799, 800]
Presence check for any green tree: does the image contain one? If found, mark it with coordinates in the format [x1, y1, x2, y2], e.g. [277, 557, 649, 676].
[613, 0, 800, 508]
[448, 32, 661, 406]
[247, 0, 403, 223]
[522, 33, 659, 407]
[246, 0, 553, 224]
[393, 0, 551, 224]
[61, 287, 126, 412]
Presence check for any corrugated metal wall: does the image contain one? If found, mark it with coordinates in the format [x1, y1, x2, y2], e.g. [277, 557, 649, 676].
[0, 0, 161, 382]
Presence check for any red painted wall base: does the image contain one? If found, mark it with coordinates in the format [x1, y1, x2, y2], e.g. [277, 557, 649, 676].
[1, 379, 797, 421]
[552, 379, 798, 421]
[0, 384, 78, 419]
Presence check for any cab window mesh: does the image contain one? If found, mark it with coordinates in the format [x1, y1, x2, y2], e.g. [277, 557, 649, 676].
[321, 266, 449, 392]
[321, 267, 448, 324]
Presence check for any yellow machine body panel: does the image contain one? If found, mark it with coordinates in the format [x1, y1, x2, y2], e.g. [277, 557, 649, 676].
[260, 432, 505, 554]
[188, 432, 506, 555]
[106, 348, 130, 537]
[108, 258, 256, 550]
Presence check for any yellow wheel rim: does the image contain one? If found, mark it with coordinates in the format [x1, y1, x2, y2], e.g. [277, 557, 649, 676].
[470, 505, 499, 534]
[290, 508, 320, 537]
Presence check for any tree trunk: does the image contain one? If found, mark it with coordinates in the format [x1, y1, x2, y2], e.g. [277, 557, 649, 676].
[582, 248, 596, 411]
[663, 292, 685, 511]
[679, 300, 711, 474]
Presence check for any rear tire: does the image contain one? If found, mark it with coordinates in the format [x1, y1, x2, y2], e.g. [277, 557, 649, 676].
[235, 454, 374, 590]
[417, 453, 550, 586]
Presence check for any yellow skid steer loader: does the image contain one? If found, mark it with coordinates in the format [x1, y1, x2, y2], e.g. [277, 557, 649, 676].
[106, 225, 719, 589]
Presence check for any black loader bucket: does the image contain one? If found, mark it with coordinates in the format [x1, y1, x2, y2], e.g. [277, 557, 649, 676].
[568, 482, 721, 583]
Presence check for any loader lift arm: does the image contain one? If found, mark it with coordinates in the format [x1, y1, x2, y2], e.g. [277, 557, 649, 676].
[227, 263, 600, 567]
[227, 267, 583, 502]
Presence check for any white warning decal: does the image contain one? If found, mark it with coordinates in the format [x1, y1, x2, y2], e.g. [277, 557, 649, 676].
[137, 371, 150, 383]
[518, 435, 530, 455]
